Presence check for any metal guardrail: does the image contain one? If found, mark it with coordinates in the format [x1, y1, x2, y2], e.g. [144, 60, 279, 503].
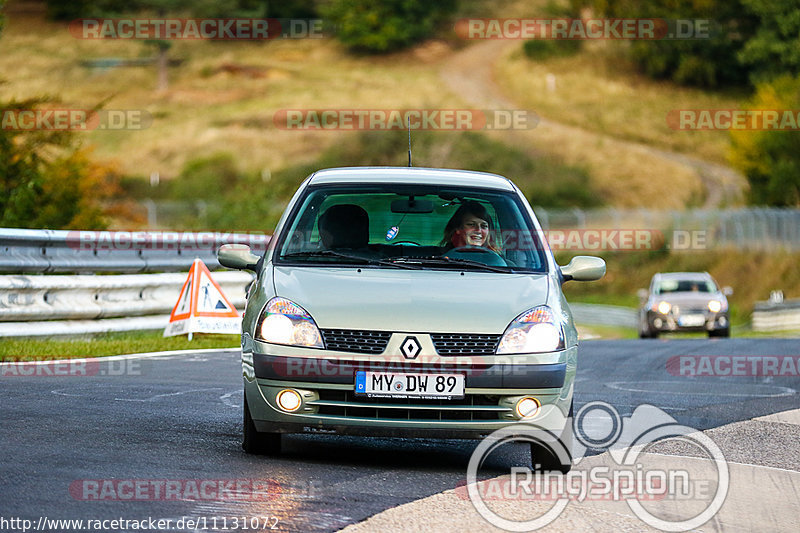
[0, 228, 263, 337]
[0, 228, 269, 273]
[0, 271, 254, 337]
[569, 303, 638, 328]
[752, 299, 800, 332]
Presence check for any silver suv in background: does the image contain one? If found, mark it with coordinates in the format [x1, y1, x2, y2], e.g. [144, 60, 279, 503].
[638, 272, 732, 338]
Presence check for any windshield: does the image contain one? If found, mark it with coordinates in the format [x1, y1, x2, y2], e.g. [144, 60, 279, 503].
[274, 184, 548, 272]
[655, 278, 717, 294]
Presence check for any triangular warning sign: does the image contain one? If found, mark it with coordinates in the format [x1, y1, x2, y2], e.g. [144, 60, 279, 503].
[164, 258, 241, 338]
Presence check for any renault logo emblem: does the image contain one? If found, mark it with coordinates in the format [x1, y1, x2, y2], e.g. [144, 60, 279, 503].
[400, 336, 421, 359]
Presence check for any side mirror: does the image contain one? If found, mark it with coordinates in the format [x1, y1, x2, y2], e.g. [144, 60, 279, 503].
[218, 244, 260, 272]
[560, 256, 606, 282]
[722, 286, 733, 296]
[637, 288, 649, 300]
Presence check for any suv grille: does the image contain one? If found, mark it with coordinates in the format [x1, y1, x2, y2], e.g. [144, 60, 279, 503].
[431, 333, 501, 356]
[321, 329, 392, 354]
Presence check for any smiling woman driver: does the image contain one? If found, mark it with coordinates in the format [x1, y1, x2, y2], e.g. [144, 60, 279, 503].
[441, 200, 501, 252]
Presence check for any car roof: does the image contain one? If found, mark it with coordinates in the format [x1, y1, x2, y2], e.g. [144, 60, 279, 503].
[653, 272, 712, 281]
[307, 166, 517, 191]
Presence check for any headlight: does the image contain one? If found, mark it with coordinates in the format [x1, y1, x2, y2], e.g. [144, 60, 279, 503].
[708, 300, 723, 313]
[655, 301, 671, 315]
[256, 297, 324, 348]
[496, 306, 565, 354]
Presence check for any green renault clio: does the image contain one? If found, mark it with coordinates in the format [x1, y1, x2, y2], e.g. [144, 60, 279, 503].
[218, 166, 605, 471]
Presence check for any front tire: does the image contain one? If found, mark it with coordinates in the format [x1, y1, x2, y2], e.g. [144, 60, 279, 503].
[242, 392, 281, 455]
[530, 401, 573, 474]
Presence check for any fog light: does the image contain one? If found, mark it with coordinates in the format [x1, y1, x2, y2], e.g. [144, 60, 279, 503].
[717, 316, 728, 327]
[276, 389, 302, 412]
[653, 318, 663, 329]
[515, 396, 541, 419]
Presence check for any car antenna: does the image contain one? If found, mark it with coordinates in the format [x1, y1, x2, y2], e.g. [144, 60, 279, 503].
[407, 116, 412, 167]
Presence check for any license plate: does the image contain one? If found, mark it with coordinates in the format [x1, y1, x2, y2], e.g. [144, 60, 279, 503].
[355, 371, 465, 399]
[679, 314, 706, 327]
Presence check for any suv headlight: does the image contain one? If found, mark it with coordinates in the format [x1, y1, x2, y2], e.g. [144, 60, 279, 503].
[256, 297, 324, 348]
[496, 306, 565, 354]
[654, 301, 671, 315]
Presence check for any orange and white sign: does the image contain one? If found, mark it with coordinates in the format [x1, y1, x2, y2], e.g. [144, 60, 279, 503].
[164, 258, 241, 338]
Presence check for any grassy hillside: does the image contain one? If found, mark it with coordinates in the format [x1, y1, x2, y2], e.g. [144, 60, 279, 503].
[0, 4, 747, 212]
[497, 43, 746, 165]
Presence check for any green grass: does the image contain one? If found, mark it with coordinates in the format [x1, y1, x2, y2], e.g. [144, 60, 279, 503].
[0, 331, 239, 362]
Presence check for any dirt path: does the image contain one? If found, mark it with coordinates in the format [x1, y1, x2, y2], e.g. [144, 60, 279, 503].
[439, 40, 746, 208]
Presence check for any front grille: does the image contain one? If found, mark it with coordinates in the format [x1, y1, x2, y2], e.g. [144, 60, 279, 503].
[431, 333, 501, 356]
[321, 329, 392, 354]
[310, 389, 508, 421]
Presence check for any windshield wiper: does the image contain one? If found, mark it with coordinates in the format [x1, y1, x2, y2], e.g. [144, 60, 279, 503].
[282, 250, 375, 263]
[385, 256, 511, 273]
[282, 250, 421, 269]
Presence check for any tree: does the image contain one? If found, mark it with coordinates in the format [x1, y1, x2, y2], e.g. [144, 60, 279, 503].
[322, 0, 456, 53]
[578, 0, 758, 88]
[0, 100, 120, 229]
[738, 0, 800, 83]
[730, 75, 800, 206]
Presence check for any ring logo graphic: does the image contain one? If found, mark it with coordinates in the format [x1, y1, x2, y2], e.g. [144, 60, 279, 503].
[465, 402, 729, 531]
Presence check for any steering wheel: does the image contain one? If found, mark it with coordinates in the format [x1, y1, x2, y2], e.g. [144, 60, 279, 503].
[444, 246, 507, 266]
[390, 240, 421, 246]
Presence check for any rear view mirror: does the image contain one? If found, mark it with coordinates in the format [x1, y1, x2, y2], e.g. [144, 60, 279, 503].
[218, 244, 260, 271]
[560, 256, 606, 282]
[637, 288, 649, 300]
[391, 197, 434, 213]
[722, 286, 733, 296]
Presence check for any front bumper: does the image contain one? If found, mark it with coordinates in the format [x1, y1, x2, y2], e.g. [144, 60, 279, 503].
[646, 310, 729, 333]
[243, 343, 576, 438]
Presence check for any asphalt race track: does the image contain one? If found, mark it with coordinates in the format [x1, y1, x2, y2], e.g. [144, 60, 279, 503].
[2, 339, 799, 532]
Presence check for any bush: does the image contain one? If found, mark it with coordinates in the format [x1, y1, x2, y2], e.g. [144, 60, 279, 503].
[44, 0, 315, 19]
[523, 39, 582, 60]
[738, 0, 800, 84]
[0, 100, 120, 229]
[322, 0, 457, 53]
[730, 75, 800, 206]
[578, 0, 758, 88]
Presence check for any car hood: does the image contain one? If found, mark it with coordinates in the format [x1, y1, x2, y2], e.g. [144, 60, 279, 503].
[272, 266, 551, 333]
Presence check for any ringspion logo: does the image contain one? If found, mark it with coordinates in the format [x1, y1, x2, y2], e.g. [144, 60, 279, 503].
[465, 402, 729, 531]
